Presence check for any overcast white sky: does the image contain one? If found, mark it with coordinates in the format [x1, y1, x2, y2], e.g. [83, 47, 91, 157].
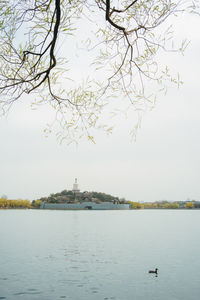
[0, 9, 200, 202]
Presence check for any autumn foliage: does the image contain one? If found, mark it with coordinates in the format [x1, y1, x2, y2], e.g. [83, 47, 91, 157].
[0, 198, 31, 209]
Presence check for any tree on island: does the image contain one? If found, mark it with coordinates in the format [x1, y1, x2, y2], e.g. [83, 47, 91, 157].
[0, 0, 197, 142]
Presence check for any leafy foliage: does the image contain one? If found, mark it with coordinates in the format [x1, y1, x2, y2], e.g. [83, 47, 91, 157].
[39, 189, 121, 203]
[31, 199, 42, 208]
[128, 201, 143, 209]
[185, 202, 194, 209]
[143, 201, 180, 209]
[0, 198, 31, 209]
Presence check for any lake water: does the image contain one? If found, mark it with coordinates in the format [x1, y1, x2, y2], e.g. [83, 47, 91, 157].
[0, 209, 200, 300]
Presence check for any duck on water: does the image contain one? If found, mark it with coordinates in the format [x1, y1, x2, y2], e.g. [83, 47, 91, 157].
[148, 268, 158, 274]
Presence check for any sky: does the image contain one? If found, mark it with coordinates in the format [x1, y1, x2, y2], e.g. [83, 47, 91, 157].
[0, 7, 200, 202]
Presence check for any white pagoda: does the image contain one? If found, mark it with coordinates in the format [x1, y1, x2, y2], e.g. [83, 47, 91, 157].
[72, 178, 80, 193]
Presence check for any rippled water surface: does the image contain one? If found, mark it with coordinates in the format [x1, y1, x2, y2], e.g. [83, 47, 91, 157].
[0, 209, 200, 300]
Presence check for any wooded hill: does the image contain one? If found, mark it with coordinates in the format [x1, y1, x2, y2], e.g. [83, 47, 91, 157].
[38, 190, 127, 204]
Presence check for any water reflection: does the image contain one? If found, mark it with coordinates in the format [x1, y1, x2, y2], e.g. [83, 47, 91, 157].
[0, 210, 200, 300]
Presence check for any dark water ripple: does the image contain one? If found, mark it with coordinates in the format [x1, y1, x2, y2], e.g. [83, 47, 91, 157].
[13, 291, 42, 296]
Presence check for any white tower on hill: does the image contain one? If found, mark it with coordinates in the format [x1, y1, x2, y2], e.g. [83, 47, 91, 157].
[72, 178, 80, 193]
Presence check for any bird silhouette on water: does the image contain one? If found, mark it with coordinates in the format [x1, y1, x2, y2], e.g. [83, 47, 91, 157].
[148, 268, 158, 276]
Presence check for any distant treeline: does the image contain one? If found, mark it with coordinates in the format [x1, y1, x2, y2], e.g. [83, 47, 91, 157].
[1, 196, 200, 210]
[128, 200, 200, 209]
[0, 198, 41, 209]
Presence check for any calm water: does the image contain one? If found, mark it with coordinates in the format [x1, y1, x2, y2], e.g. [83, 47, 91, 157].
[0, 209, 200, 300]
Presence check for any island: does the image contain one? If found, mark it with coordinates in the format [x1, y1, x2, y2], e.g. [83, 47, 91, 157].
[38, 179, 130, 210]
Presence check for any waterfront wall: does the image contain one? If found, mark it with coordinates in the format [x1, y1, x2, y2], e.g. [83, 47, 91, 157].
[40, 201, 130, 210]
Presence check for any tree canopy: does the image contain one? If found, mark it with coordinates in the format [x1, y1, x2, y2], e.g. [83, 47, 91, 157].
[0, 0, 196, 142]
[39, 189, 120, 203]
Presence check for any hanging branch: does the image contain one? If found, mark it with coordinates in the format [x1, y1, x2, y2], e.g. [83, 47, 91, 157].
[0, 0, 61, 99]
